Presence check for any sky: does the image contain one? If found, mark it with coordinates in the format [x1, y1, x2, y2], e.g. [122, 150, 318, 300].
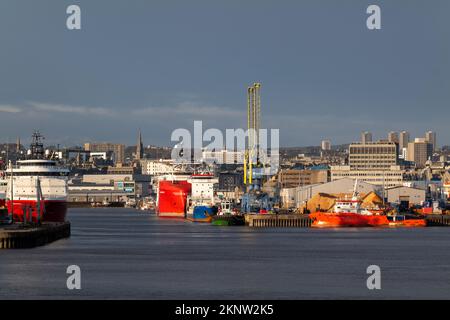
[0, 0, 449, 147]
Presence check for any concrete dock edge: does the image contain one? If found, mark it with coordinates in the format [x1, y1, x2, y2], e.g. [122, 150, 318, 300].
[0, 222, 71, 249]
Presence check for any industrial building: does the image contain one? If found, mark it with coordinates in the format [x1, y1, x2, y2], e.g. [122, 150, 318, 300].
[386, 186, 426, 207]
[277, 168, 328, 188]
[68, 172, 152, 203]
[218, 171, 244, 192]
[280, 178, 381, 209]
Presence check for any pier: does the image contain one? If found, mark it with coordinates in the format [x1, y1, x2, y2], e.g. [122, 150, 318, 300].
[245, 214, 450, 228]
[425, 215, 450, 226]
[245, 214, 312, 228]
[0, 222, 71, 249]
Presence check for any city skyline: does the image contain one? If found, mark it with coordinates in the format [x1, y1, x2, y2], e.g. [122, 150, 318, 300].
[0, 128, 445, 149]
[1, 0, 449, 147]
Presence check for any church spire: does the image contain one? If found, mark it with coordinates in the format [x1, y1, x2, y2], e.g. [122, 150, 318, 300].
[136, 129, 143, 160]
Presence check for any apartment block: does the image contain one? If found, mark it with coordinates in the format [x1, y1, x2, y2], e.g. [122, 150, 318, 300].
[406, 138, 433, 168]
[348, 141, 397, 170]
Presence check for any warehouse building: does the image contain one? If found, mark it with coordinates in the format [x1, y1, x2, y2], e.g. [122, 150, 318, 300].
[386, 186, 426, 207]
[280, 178, 380, 209]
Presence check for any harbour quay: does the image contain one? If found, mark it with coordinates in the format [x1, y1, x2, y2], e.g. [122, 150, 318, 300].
[244, 213, 450, 228]
[245, 214, 312, 228]
[0, 222, 70, 249]
[425, 214, 450, 226]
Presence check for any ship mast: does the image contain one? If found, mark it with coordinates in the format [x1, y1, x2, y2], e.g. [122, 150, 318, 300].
[29, 130, 45, 159]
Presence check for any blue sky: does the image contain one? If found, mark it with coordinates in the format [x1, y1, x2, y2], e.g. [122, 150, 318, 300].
[0, 0, 449, 147]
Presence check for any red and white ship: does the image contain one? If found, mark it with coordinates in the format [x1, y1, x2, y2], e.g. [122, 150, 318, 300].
[156, 173, 219, 219]
[5, 132, 69, 223]
[0, 178, 6, 208]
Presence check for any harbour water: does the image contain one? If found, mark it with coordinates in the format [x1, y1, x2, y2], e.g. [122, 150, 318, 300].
[1, 208, 450, 299]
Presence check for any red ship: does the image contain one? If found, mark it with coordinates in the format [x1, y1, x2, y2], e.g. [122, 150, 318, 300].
[157, 179, 191, 218]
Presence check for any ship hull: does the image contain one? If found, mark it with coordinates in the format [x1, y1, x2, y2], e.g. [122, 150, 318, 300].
[186, 216, 213, 223]
[310, 212, 389, 228]
[6, 199, 67, 223]
[157, 180, 191, 218]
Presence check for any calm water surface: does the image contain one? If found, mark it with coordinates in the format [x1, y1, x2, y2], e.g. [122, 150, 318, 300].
[1, 208, 450, 299]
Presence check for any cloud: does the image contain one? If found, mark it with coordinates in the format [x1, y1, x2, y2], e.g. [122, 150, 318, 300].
[0, 101, 243, 120]
[132, 102, 244, 118]
[28, 102, 115, 116]
[0, 105, 22, 113]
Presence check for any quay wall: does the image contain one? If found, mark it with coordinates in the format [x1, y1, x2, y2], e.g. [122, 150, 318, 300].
[0, 222, 71, 249]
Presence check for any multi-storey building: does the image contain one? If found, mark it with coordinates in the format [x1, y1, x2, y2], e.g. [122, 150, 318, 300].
[348, 141, 397, 170]
[201, 149, 244, 165]
[84, 142, 125, 164]
[388, 131, 399, 144]
[321, 140, 331, 151]
[331, 141, 403, 188]
[399, 131, 410, 153]
[406, 138, 433, 168]
[425, 131, 437, 152]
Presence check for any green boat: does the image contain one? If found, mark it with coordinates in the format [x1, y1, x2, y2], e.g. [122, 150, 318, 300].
[211, 215, 245, 226]
[212, 219, 231, 226]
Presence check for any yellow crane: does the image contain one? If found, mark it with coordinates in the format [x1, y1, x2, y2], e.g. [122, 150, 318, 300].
[244, 82, 262, 186]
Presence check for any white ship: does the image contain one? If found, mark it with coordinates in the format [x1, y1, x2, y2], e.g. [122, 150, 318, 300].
[5, 131, 69, 222]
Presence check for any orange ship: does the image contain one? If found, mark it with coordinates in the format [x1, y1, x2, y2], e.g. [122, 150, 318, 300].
[309, 200, 390, 228]
[309, 181, 426, 228]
